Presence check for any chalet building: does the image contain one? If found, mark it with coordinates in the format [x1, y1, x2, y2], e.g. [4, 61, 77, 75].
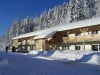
[12, 17, 100, 52]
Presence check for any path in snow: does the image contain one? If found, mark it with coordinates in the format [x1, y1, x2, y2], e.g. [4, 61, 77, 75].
[0, 52, 100, 75]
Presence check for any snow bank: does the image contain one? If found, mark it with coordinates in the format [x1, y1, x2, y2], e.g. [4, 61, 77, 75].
[29, 50, 100, 65]
[29, 50, 39, 55]
[1, 51, 100, 75]
[29, 50, 87, 60]
[79, 52, 100, 65]
[87, 54, 100, 64]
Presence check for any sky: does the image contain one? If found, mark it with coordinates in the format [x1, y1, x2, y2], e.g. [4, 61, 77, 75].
[0, 0, 69, 36]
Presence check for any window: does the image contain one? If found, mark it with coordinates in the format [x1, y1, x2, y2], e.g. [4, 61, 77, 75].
[18, 39, 21, 42]
[92, 45, 98, 51]
[91, 30, 98, 34]
[75, 46, 80, 50]
[75, 33, 81, 36]
[63, 34, 68, 37]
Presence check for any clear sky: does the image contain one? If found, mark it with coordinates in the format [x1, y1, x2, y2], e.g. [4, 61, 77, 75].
[0, 0, 69, 36]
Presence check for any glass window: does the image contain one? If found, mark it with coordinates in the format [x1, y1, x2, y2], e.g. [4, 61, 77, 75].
[75, 46, 80, 50]
[63, 33, 68, 37]
[92, 45, 98, 51]
[91, 30, 98, 34]
[75, 33, 81, 36]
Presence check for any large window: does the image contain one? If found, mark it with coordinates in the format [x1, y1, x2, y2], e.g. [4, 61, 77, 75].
[91, 30, 98, 34]
[92, 45, 98, 51]
[75, 46, 80, 50]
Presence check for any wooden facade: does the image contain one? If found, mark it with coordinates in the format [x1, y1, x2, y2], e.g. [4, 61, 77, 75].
[12, 23, 100, 52]
[13, 37, 35, 52]
[47, 25, 100, 51]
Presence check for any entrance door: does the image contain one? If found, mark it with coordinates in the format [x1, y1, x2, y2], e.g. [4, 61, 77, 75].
[92, 45, 99, 51]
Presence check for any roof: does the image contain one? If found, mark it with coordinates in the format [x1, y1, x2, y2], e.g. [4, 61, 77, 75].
[12, 17, 100, 40]
[34, 31, 56, 40]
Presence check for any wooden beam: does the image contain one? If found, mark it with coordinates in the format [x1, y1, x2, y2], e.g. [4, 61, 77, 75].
[80, 28, 89, 51]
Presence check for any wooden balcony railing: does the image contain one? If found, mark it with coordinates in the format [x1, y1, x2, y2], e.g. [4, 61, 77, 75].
[63, 34, 100, 43]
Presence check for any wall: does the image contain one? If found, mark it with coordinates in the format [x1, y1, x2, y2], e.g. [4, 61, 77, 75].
[69, 45, 75, 50]
[85, 45, 91, 51]
[12, 39, 19, 48]
[35, 39, 45, 50]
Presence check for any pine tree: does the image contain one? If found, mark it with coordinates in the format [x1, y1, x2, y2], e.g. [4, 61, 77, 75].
[84, 0, 96, 18]
[0, 0, 100, 47]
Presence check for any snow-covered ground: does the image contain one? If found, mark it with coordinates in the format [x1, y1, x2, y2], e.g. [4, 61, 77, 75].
[29, 50, 100, 65]
[0, 50, 100, 75]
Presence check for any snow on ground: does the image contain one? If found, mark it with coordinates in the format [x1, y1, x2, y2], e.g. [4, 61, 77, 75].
[28, 50, 100, 65]
[87, 54, 100, 64]
[0, 50, 100, 75]
[0, 58, 8, 67]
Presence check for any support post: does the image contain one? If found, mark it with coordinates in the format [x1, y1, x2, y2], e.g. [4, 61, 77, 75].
[80, 28, 88, 51]
[67, 31, 70, 50]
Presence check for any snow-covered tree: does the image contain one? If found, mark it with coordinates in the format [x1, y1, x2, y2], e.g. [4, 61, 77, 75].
[0, 0, 100, 47]
[84, 0, 97, 18]
[96, 0, 100, 17]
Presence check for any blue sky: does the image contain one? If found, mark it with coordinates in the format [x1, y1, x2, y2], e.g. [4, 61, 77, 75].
[0, 0, 69, 36]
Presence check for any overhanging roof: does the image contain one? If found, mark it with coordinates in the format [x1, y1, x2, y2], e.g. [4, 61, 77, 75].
[34, 31, 56, 40]
[12, 17, 100, 40]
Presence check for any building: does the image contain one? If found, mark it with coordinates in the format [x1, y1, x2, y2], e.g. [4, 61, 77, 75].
[12, 17, 100, 52]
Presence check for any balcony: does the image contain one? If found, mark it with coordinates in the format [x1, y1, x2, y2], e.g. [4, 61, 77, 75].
[63, 34, 100, 43]
[62, 37, 68, 43]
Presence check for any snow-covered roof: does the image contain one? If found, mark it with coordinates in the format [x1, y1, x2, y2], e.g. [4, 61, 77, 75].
[12, 17, 100, 40]
[34, 31, 56, 40]
[12, 30, 44, 39]
[56, 17, 100, 31]
[12, 28, 56, 40]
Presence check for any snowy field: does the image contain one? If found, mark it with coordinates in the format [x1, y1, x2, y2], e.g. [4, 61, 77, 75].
[0, 50, 100, 75]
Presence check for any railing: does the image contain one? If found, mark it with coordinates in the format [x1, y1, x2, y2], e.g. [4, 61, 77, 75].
[63, 34, 100, 43]
[63, 37, 69, 43]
